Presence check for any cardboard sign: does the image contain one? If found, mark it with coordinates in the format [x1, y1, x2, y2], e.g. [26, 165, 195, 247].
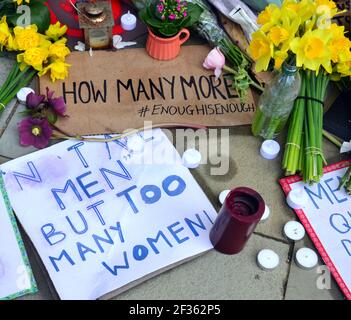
[39, 46, 256, 136]
[0, 129, 217, 300]
[0, 175, 37, 300]
[280, 160, 351, 300]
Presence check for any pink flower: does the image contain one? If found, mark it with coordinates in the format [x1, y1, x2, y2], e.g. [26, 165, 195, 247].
[203, 47, 226, 79]
[18, 117, 53, 149]
[168, 13, 176, 20]
[157, 3, 164, 13]
[183, 11, 187, 17]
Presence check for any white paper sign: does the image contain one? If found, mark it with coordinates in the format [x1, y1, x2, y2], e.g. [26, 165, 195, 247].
[0, 176, 37, 299]
[0, 129, 217, 300]
[280, 161, 351, 300]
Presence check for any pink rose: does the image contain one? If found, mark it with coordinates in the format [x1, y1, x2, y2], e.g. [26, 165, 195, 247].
[203, 47, 226, 79]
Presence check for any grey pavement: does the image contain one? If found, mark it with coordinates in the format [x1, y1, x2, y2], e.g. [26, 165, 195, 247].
[0, 55, 346, 300]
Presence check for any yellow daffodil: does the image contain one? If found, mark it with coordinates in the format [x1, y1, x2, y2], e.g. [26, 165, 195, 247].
[248, 31, 273, 72]
[45, 22, 68, 42]
[336, 60, 351, 77]
[328, 24, 351, 63]
[17, 46, 49, 71]
[13, 0, 30, 5]
[0, 16, 11, 50]
[257, 4, 281, 30]
[13, 24, 41, 51]
[49, 38, 70, 60]
[269, 26, 290, 46]
[290, 28, 333, 73]
[39, 59, 71, 82]
[6, 33, 17, 51]
[273, 50, 289, 69]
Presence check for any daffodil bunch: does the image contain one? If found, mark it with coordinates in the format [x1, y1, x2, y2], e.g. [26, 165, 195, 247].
[0, 17, 71, 112]
[248, 0, 351, 75]
[249, 0, 351, 184]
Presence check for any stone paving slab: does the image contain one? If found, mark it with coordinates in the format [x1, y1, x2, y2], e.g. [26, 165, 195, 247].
[284, 237, 344, 300]
[112, 234, 290, 300]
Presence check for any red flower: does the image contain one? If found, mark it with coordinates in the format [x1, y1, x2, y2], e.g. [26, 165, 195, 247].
[18, 118, 53, 149]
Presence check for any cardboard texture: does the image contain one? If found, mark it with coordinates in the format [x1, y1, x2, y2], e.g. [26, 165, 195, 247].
[39, 46, 256, 136]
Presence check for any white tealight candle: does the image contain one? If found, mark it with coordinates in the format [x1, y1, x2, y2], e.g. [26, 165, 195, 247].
[127, 135, 145, 153]
[182, 149, 202, 169]
[121, 11, 137, 31]
[295, 247, 318, 270]
[17, 87, 34, 104]
[257, 249, 280, 271]
[260, 205, 270, 222]
[287, 188, 308, 209]
[260, 140, 280, 160]
[283, 221, 305, 241]
[219, 190, 231, 205]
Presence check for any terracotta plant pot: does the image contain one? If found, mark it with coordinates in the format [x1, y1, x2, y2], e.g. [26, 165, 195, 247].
[146, 28, 190, 61]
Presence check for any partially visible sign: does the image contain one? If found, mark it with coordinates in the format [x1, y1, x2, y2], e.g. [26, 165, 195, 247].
[1, 129, 217, 300]
[39, 46, 256, 136]
[280, 160, 351, 300]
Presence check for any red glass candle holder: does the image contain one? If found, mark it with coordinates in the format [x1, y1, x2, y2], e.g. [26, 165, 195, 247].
[210, 187, 265, 255]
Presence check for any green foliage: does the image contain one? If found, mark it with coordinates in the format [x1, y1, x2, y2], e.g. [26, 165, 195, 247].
[140, 1, 203, 38]
[1, 0, 50, 33]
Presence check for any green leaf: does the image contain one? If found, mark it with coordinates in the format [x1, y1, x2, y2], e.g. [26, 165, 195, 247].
[159, 24, 178, 37]
[47, 110, 58, 125]
[8, 1, 50, 33]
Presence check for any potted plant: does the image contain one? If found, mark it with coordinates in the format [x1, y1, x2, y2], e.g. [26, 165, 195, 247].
[139, 0, 203, 60]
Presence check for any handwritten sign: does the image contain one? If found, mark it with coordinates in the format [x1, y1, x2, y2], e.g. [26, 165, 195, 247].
[0, 175, 37, 300]
[39, 46, 256, 136]
[0, 129, 217, 300]
[280, 160, 351, 300]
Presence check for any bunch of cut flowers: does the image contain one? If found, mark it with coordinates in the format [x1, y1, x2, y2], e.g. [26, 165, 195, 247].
[248, 0, 351, 184]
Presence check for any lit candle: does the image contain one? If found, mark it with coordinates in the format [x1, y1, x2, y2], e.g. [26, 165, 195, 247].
[182, 149, 202, 169]
[260, 140, 280, 160]
[121, 10, 137, 31]
[295, 247, 318, 270]
[257, 249, 280, 271]
[283, 221, 305, 241]
[17, 87, 34, 104]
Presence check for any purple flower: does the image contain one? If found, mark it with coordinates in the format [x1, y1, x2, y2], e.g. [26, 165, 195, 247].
[26, 92, 45, 110]
[18, 117, 53, 149]
[46, 87, 66, 116]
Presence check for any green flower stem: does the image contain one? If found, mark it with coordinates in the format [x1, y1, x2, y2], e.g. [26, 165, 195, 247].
[322, 130, 343, 148]
[0, 66, 30, 103]
[1, 70, 36, 107]
[0, 63, 19, 95]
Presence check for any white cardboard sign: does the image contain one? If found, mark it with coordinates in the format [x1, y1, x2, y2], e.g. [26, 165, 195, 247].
[280, 161, 351, 300]
[0, 176, 37, 299]
[0, 129, 217, 300]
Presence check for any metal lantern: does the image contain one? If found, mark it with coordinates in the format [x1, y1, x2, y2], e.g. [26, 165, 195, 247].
[77, 0, 115, 50]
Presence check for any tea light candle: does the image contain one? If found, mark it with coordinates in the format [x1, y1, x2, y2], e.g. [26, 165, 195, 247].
[260, 205, 270, 222]
[260, 140, 280, 160]
[283, 221, 305, 241]
[121, 11, 137, 31]
[219, 190, 231, 205]
[127, 135, 145, 153]
[17, 87, 34, 104]
[182, 149, 202, 169]
[295, 247, 318, 270]
[287, 188, 308, 209]
[257, 249, 280, 271]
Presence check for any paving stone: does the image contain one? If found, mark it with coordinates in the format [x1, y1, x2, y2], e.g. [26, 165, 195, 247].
[112, 234, 290, 300]
[285, 237, 344, 300]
